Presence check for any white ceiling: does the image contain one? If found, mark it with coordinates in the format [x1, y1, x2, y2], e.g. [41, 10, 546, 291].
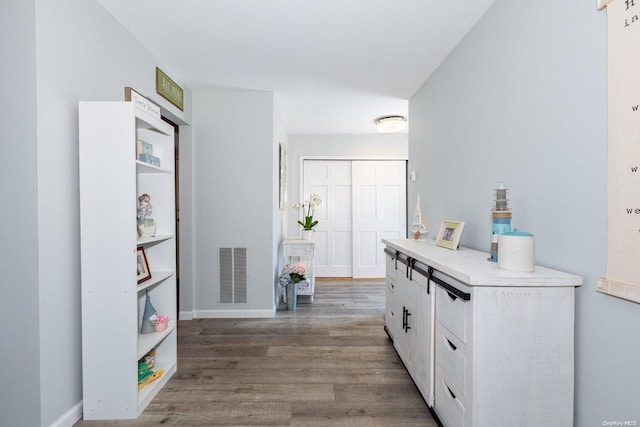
[98, 0, 495, 134]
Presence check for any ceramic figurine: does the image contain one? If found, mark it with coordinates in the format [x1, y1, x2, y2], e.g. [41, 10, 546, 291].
[137, 193, 153, 219]
[137, 193, 156, 237]
[140, 290, 157, 334]
[411, 193, 429, 239]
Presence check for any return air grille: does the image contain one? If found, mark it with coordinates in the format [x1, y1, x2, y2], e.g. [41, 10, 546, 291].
[219, 247, 247, 304]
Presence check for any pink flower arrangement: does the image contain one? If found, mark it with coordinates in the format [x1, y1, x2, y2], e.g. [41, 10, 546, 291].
[279, 263, 307, 286]
[155, 315, 169, 324]
[153, 315, 169, 332]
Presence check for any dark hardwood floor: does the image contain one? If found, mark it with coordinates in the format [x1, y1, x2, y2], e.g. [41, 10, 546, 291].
[74, 278, 437, 426]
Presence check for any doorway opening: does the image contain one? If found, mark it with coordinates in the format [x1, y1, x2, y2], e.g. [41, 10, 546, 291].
[162, 117, 180, 313]
[302, 159, 407, 278]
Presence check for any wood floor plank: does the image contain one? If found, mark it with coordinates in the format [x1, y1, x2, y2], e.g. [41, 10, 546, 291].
[74, 278, 437, 426]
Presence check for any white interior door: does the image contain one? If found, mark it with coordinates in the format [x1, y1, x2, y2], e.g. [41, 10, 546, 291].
[352, 161, 407, 278]
[303, 160, 352, 277]
[303, 159, 406, 278]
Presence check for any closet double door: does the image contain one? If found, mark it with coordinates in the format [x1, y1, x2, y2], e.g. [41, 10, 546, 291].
[303, 160, 406, 278]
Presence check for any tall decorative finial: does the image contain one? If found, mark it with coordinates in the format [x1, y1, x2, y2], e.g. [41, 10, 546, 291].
[489, 181, 512, 262]
[411, 193, 429, 239]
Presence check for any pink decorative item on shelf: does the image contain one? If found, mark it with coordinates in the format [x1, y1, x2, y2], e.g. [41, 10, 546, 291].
[154, 315, 169, 332]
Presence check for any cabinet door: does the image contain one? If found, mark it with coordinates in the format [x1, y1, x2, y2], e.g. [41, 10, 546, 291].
[413, 269, 434, 407]
[392, 259, 435, 407]
[385, 252, 399, 338]
[384, 276, 396, 338]
[392, 260, 410, 362]
[404, 276, 421, 378]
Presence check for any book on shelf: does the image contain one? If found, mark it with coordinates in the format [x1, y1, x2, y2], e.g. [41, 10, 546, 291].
[138, 153, 161, 167]
[137, 140, 153, 157]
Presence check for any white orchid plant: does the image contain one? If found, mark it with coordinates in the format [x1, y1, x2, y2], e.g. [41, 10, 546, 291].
[292, 194, 323, 231]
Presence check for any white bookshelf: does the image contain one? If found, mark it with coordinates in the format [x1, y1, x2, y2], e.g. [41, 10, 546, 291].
[79, 101, 177, 420]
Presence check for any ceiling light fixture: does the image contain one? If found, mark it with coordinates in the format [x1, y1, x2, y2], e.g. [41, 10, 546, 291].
[375, 115, 407, 133]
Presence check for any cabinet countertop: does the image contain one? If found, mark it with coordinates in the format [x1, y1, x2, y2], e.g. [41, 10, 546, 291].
[382, 238, 582, 288]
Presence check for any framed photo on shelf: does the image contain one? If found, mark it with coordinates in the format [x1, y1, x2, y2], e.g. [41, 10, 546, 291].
[436, 220, 465, 250]
[137, 247, 152, 284]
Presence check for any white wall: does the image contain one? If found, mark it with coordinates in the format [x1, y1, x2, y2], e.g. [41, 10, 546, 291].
[2, 1, 193, 425]
[0, 2, 40, 426]
[410, 0, 639, 423]
[285, 134, 408, 237]
[190, 89, 278, 317]
[178, 125, 195, 316]
[4, 1, 282, 422]
[273, 104, 288, 294]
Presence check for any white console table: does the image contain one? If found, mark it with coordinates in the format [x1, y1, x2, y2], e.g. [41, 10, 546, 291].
[282, 239, 315, 302]
[383, 238, 582, 427]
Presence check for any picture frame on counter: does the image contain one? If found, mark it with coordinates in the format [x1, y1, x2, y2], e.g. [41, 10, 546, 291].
[137, 247, 152, 284]
[436, 220, 465, 250]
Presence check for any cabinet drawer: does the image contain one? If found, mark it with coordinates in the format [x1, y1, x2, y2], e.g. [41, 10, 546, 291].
[385, 305, 395, 337]
[386, 277, 396, 295]
[385, 254, 396, 277]
[435, 368, 466, 427]
[435, 326, 466, 397]
[286, 245, 311, 257]
[435, 284, 469, 343]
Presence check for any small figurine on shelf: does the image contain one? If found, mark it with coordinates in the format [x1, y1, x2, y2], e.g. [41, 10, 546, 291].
[137, 193, 156, 237]
[410, 193, 429, 239]
[137, 193, 153, 218]
[140, 290, 157, 334]
[138, 349, 156, 383]
[138, 348, 164, 390]
[138, 368, 165, 390]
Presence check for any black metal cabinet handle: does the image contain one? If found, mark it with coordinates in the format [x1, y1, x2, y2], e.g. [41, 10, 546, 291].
[402, 306, 407, 331]
[383, 248, 399, 270]
[447, 385, 457, 400]
[428, 268, 471, 301]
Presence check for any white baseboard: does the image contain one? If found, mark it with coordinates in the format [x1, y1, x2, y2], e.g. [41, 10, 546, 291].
[48, 400, 82, 427]
[192, 308, 276, 319]
[179, 310, 194, 320]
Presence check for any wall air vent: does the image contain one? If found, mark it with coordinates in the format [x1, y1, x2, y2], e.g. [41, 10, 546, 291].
[219, 247, 247, 304]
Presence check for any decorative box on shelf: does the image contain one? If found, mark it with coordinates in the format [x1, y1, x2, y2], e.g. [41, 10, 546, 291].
[138, 153, 161, 167]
